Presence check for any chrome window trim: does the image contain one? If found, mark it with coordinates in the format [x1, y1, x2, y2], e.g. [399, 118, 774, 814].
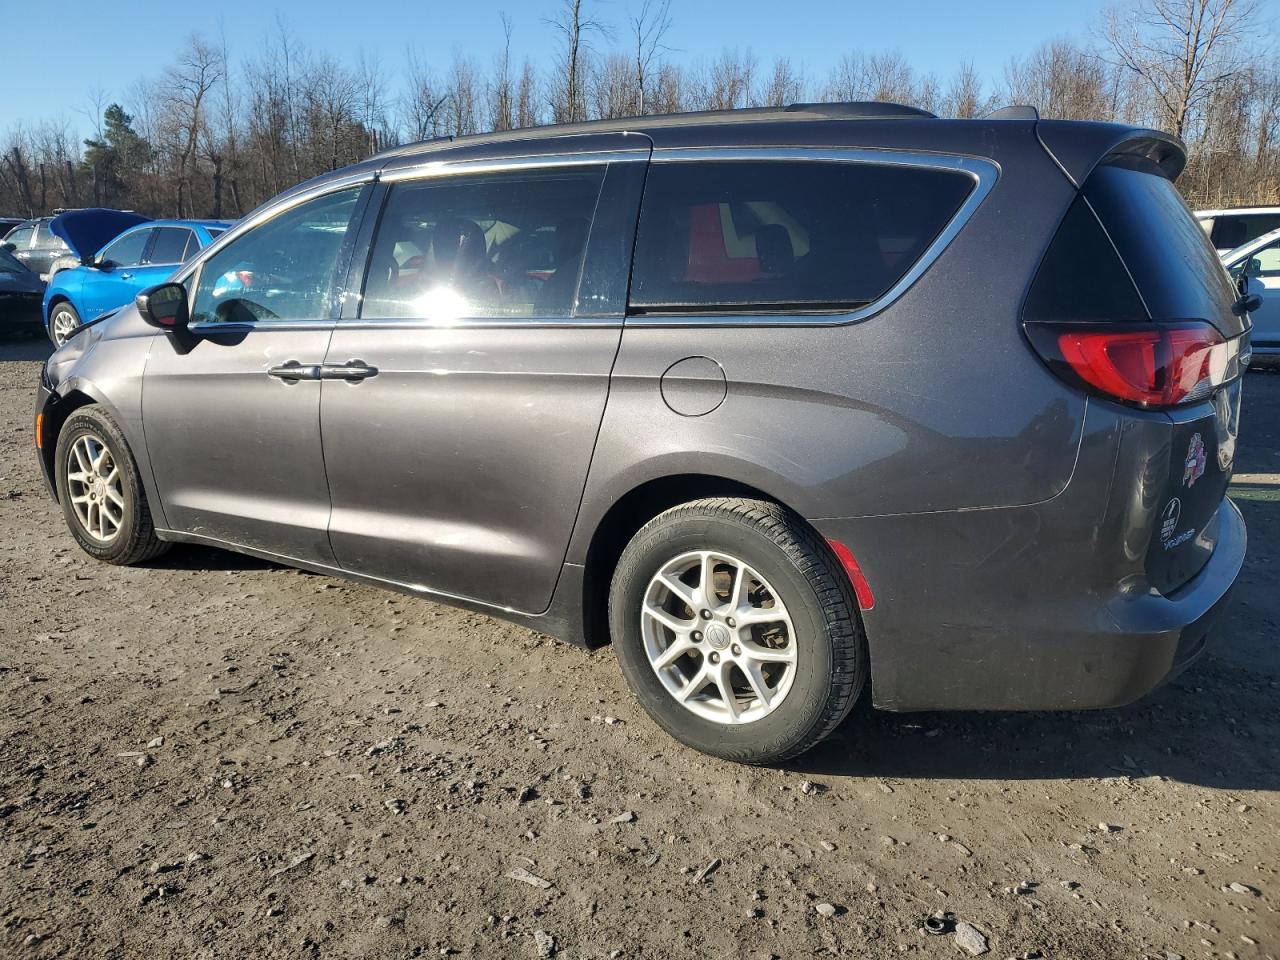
[379, 148, 648, 184]
[187, 316, 624, 336]
[174, 151, 643, 326]
[625, 146, 1000, 327]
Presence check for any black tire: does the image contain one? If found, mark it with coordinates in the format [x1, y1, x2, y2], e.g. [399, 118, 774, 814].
[609, 497, 867, 764]
[49, 301, 79, 347]
[54, 405, 170, 565]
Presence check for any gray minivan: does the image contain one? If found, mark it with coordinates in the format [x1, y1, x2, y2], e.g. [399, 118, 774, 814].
[34, 103, 1248, 763]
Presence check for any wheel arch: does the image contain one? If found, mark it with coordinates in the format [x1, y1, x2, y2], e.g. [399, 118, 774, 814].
[44, 292, 72, 326]
[577, 472, 812, 650]
[39, 388, 99, 501]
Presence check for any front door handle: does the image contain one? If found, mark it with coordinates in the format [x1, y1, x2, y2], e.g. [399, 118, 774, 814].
[318, 360, 379, 381]
[267, 361, 322, 381]
[121, 272, 133, 280]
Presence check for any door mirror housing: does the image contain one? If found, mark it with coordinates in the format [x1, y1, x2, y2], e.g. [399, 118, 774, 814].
[136, 282, 190, 331]
[1243, 256, 1264, 279]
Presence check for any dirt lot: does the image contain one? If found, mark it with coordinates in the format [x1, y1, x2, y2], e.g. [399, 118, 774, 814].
[1, 337, 1277, 960]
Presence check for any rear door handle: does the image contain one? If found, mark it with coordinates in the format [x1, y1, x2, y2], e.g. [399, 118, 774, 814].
[318, 360, 379, 381]
[267, 361, 322, 381]
[121, 272, 133, 280]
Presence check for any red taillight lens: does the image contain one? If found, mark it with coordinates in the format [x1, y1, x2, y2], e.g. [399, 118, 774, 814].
[1027, 322, 1239, 408]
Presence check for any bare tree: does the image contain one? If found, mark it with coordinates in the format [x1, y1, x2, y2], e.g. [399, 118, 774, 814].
[516, 59, 540, 128]
[631, 0, 673, 115]
[1005, 40, 1115, 120]
[446, 53, 481, 137]
[489, 13, 517, 132]
[1101, 0, 1261, 137]
[760, 57, 805, 107]
[403, 48, 448, 141]
[162, 34, 223, 217]
[546, 0, 610, 123]
[942, 61, 992, 118]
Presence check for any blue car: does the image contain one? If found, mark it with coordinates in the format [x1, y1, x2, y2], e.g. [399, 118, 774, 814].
[43, 211, 230, 345]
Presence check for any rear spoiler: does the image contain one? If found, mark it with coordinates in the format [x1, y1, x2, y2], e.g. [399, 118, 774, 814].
[1036, 118, 1186, 186]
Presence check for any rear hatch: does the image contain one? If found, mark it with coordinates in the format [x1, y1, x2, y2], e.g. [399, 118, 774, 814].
[1023, 153, 1247, 594]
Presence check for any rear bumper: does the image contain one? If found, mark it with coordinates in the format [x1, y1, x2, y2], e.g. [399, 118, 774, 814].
[814, 497, 1245, 712]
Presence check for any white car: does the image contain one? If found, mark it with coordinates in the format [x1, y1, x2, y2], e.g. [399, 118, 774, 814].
[1223, 226, 1280, 358]
[1197, 206, 1280, 254]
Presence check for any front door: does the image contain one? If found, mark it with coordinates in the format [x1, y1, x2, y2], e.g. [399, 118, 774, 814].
[319, 152, 647, 612]
[1242, 235, 1280, 347]
[142, 186, 367, 562]
[83, 228, 153, 320]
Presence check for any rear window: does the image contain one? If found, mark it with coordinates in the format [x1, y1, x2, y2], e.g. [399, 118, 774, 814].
[1084, 163, 1239, 331]
[628, 159, 974, 313]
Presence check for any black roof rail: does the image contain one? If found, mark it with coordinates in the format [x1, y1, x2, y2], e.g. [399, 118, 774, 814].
[986, 105, 1040, 121]
[786, 101, 936, 119]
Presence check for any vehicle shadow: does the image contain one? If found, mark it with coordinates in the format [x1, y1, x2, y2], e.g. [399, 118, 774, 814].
[144, 543, 281, 573]
[787, 490, 1280, 792]
[0, 336, 52, 362]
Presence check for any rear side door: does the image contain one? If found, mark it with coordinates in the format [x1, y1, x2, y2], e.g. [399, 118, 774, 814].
[142, 185, 369, 562]
[319, 146, 648, 612]
[83, 228, 153, 319]
[129, 226, 195, 293]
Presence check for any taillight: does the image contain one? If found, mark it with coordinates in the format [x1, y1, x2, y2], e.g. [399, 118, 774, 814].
[1025, 321, 1241, 409]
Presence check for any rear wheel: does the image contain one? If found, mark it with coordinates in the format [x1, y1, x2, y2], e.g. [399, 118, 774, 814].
[54, 406, 169, 565]
[609, 497, 867, 763]
[49, 301, 79, 347]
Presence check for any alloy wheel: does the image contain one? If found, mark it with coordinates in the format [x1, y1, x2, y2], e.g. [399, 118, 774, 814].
[641, 550, 797, 724]
[51, 309, 78, 347]
[65, 434, 125, 542]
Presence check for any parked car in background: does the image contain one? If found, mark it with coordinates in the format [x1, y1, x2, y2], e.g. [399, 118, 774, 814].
[0, 246, 44, 335]
[1197, 206, 1280, 254]
[43, 213, 229, 345]
[1, 216, 73, 280]
[1224, 225, 1280, 360]
[34, 104, 1247, 763]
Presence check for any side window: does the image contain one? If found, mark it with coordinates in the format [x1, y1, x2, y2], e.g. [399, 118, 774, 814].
[100, 229, 152, 268]
[629, 159, 975, 313]
[146, 227, 194, 265]
[33, 221, 69, 252]
[360, 166, 605, 320]
[4, 225, 34, 250]
[191, 187, 361, 324]
[1211, 217, 1249, 251]
[1252, 238, 1280, 278]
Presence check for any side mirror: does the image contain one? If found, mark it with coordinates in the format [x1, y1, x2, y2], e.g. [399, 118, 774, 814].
[136, 282, 190, 331]
[1244, 257, 1264, 279]
[1237, 293, 1263, 315]
[0, 242, 14, 253]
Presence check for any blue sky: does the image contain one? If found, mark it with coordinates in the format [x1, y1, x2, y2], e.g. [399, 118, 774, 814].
[4, 0, 1268, 136]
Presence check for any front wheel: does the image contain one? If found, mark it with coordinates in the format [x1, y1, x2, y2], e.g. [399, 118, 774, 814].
[609, 498, 867, 763]
[49, 301, 80, 347]
[54, 405, 170, 565]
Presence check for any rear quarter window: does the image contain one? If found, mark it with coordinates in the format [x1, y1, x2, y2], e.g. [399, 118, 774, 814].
[628, 159, 975, 313]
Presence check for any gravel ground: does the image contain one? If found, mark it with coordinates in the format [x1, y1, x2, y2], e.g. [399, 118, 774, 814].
[1, 336, 1278, 960]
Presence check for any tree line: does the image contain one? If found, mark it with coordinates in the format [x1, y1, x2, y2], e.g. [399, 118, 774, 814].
[1, 0, 1276, 223]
